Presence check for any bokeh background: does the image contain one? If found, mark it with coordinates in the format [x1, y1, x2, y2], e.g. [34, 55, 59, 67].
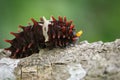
[0, 0, 120, 48]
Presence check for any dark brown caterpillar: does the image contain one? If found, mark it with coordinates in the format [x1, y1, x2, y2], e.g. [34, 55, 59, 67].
[4, 16, 82, 59]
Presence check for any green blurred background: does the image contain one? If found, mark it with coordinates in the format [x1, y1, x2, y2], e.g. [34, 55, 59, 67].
[0, 0, 120, 48]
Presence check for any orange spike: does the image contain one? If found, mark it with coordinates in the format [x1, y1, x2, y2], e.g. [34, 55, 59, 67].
[76, 30, 83, 37]
[10, 32, 19, 37]
[31, 18, 38, 26]
[64, 16, 67, 22]
[4, 39, 12, 43]
[51, 16, 56, 21]
[58, 16, 63, 22]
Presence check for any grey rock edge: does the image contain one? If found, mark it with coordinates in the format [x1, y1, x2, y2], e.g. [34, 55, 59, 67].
[1, 39, 120, 80]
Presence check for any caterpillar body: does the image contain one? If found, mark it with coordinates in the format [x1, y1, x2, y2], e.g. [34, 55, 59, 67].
[4, 16, 82, 59]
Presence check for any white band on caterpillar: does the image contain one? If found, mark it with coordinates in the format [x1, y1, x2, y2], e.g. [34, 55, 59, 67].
[42, 16, 51, 42]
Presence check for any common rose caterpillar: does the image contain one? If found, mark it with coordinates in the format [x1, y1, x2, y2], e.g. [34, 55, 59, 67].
[4, 16, 83, 59]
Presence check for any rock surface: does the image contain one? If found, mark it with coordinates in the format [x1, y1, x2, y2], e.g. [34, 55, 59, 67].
[0, 57, 20, 80]
[0, 39, 120, 80]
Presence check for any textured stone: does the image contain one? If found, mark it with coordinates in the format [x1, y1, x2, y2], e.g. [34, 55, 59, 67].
[0, 39, 120, 80]
[0, 58, 20, 80]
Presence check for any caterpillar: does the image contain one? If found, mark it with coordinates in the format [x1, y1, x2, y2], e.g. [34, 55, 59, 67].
[4, 16, 83, 59]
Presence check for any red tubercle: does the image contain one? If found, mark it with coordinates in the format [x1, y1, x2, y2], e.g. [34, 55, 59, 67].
[31, 18, 38, 26]
[51, 16, 56, 21]
[66, 21, 69, 26]
[19, 25, 25, 30]
[70, 25, 74, 29]
[4, 39, 12, 44]
[19, 25, 31, 31]
[10, 32, 19, 37]
[64, 16, 67, 22]
[58, 16, 63, 22]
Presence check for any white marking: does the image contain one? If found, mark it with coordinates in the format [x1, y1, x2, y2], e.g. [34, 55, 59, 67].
[42, 16, 52, 42]
[38, 23, 43, 26]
